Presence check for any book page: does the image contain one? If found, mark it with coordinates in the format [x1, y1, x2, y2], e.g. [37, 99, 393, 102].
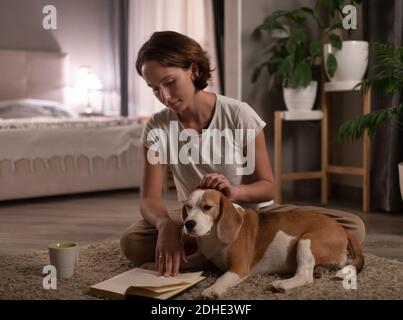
[90, 268, 204, 296]
[129, 268, 203, 287]
[141, 283, 198, 294]
[126, 276, 206, 300]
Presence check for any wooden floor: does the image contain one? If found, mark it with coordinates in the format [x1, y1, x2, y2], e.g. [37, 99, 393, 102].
[1, 189, 402, 262]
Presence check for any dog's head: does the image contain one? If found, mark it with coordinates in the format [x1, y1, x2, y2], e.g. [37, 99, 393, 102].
[181, 189, 244, 244]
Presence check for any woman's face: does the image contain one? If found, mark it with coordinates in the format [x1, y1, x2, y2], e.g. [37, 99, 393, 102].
[141, 60, 196, 113]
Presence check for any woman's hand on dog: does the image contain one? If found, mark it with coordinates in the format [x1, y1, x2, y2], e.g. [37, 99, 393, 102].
[198, 173, 240, 202]
[156, 218, 188, 277]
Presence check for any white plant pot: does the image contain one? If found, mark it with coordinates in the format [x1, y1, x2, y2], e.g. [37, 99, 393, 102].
[283, 81, 318, 112]
[323, 40, 369, 82]
[399, 162, 403, 201]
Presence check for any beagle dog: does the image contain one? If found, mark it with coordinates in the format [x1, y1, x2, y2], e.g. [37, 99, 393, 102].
[181, 189, 364, 299]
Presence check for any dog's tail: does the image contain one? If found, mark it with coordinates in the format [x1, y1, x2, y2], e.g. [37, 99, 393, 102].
[335, 234, 364, 280]
[347, 234, 364, 273]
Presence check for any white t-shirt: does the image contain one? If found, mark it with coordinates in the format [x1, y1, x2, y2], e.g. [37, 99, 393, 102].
[141, 94, 272, 208]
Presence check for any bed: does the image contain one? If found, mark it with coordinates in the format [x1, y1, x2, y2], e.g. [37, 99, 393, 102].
[0, 49, 144, 201]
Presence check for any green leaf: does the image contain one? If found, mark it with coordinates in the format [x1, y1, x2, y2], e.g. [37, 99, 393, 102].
[337, 104, 403, 142]
[257, 19, 283, 31]
[329, 34, 342, 50]
[262, 41, 280, 55]
[292, 62, 312, 88]
[365, 42, 403, 96]
[329, 22, 343, 31]
[309, 41, 321, 57]
[286, 38, 297, 54]
[286, 28, 305, 54]
[332, 0, 344, 17]
[300, 7, 314, 15]
[287, 12, 306, 25]
[313, 14, 325, 29]
[267, 57, 284, 73]
[279, 55, 294, 74]
[278, 55, 294, 86]
[271, 10, 288, 19]
[326, 54, 337, 78]
[292, 28, 306, 44]
[268, 20, 284, 30]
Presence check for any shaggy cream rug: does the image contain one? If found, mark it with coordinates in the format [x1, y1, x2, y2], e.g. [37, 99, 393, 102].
[1, 240, 402, 300]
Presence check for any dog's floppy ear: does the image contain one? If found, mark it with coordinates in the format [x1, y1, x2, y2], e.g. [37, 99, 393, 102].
[216, 194, 243, 244]
[181, 204, 188, 222]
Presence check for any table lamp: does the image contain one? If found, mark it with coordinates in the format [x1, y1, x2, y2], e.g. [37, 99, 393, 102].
[76, 66, 103, 114]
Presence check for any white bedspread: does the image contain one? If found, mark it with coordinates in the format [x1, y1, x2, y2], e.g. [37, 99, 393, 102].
[0, 117, 144, 174]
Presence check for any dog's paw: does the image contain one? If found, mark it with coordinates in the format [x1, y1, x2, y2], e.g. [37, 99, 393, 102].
[268, 280, 286, 293]
[140, 262, 156, 271]
[201, 286, 223, 299]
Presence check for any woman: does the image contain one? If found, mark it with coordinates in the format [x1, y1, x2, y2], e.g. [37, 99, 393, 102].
[120, 31, 365, 277]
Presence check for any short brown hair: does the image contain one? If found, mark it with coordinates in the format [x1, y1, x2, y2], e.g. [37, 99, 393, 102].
[135, 31, 212, 90]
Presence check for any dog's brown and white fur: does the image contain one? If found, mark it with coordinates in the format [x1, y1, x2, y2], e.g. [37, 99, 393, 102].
[181, 189, 364, 299]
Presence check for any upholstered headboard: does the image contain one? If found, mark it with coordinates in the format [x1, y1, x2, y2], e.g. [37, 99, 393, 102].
[0, 49, 67, 103]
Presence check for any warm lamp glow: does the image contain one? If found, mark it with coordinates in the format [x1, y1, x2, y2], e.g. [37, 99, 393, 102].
[76, 66, 103, 114]
[76, 66, 103, 90]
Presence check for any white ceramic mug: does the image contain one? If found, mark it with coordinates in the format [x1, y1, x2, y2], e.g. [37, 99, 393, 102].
[48, 242, 79, 279]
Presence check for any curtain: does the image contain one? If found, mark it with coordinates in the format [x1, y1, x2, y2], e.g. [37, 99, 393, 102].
[363, 1, 403, 212]
[119, 0, 129, 116]
[106, 0, 128, 116]
[213, 0, 225, 94]
[127, 0, 221, 118]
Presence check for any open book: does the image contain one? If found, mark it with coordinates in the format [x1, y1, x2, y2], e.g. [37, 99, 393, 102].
[89, 268, 205, 300]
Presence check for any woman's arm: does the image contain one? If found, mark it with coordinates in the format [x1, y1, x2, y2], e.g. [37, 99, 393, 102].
[233, 130, 275, 203]
[140, 147, 187, 276]
[139, 147, 170, 229]
[199, 130, 275, 204]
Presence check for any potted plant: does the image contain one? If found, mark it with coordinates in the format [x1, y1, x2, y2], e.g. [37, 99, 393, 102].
[316, 0, 368, 83]
[337, 42, 403, 200]
[252, 7, 322, 112]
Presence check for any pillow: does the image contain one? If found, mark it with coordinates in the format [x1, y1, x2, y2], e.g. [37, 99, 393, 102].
[0, 99, 78, 119]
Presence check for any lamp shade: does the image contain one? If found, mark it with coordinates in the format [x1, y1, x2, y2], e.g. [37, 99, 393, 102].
[76, 66, 103, 90]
